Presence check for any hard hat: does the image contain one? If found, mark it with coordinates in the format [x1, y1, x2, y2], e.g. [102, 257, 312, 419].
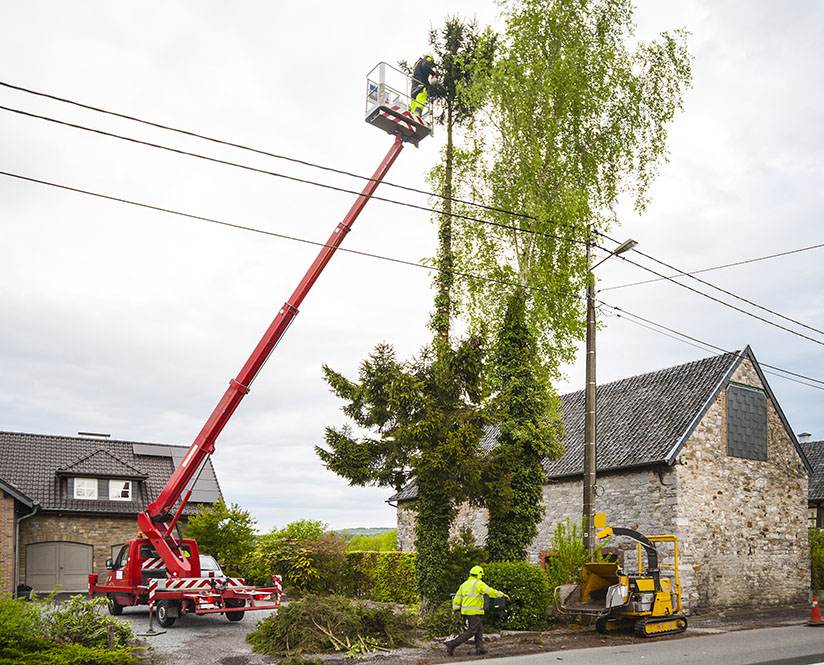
[424, 54, 435, 63]
[470, 565, 484, 578]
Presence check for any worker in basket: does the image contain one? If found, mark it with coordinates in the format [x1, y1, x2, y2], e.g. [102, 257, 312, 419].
[445, 565, 509, 656]
[409, 54, 436, 120]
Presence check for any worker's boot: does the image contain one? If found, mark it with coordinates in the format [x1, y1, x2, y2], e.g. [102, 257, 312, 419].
[445, 642, 455, 657]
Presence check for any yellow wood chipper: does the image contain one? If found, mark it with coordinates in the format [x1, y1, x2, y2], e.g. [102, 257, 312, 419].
[554, 513, 687, 638]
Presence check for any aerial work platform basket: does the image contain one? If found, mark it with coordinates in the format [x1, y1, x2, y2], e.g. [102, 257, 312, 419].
[365, 62, 433, 146]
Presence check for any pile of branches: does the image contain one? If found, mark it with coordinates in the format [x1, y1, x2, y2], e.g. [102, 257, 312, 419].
[246, 595, 418, 657]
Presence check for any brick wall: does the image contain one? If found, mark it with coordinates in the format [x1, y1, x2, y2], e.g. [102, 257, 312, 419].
[0, 490, 15, 593]
[18, 513, 139, 587]
[673, 358, 809, 611]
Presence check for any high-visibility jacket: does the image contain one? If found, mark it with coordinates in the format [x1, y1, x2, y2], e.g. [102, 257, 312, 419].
[452, 576, 503, 615]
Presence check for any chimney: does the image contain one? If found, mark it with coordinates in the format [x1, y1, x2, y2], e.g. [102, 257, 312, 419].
[799, 432, 812, 443]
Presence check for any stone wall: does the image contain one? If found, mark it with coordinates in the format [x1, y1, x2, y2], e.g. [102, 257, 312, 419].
[0, 490, 15, 593]
[672, 358, 809, 611]
[18, 513, 139, 587]
[396, 501, 491, 552]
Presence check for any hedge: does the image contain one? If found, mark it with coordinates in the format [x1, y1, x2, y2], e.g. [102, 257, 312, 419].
[482, 561, 550, 631]
[344, 552, 417, 604]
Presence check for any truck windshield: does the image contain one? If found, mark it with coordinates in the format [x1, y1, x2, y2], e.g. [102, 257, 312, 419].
[199, 555, 223, 575]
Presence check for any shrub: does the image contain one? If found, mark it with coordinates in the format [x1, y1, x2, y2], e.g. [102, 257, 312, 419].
[343, 552, 417, 604]
[43, 595, 133, 649]
[811, 528, 824, 590]
[0, 594, 138, 664]
[185, 499, 257, 578]
[246, 595, 417, 656]
[420, 599, 464, 638]
[543, 518, 608, 591]
[445, 528, 488, 594]
[346, 530, 398, 552]
[247, 525, 347, 594]
[483, 561, 550, 631]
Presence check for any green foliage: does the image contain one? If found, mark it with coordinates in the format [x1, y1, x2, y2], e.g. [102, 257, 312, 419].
[543, 518, 608, 591]
[246, 595, 418, 656]
[43, 595, 133, 649]
[445, 527, 488, 593]
[346, 530, 397, 552]
[185, 498, 257, 577]
[485, 290, 564, 561]
[482, 561, 550, 631]
[810, 528, 824, 590]
[0, 594, 137, 665]
[317, 338, 487, 606]
[455, 0, 692, 366]
[420, 599, 464, 638]
[344, 552, 417, 604]
[247, 523, 347, 594]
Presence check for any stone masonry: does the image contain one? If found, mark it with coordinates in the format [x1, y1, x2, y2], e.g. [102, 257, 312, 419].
[0, 490, 14, 593]
[395, 357, 809, 613]
[18, 513, 139, 588]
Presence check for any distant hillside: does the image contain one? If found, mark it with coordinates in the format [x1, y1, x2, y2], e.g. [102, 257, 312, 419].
[336, 527, 393, 540]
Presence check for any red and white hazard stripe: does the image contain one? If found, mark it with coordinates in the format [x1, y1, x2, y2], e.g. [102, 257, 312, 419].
[148, 579, 158, 609]
[142, 557, 165, 570]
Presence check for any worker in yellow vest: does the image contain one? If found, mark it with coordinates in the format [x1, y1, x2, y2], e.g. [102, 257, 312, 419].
[409, 54, 436, 118]
[445, 566, 508, 656]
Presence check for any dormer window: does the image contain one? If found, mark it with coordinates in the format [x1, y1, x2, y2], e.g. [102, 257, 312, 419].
[73, 477, 98, 500]
[109, 479, 132, 501]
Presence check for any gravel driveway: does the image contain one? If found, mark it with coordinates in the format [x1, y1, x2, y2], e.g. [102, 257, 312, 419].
[117, 605, 278, 665]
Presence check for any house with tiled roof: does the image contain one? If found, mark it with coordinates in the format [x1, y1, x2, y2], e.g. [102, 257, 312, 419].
[0, 431, 222, 595]
[389, 347, 811, 612]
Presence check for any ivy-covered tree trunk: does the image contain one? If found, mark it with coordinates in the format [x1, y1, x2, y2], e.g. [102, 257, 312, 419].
[413, 481, 454, 607]
[484, 290, 563, 561]
[432, 103, 454, 344]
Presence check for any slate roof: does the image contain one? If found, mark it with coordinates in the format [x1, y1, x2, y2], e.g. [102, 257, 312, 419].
[0, 431, 222, 515]
[389, 349, 775, 503]
[799, 441, 824, 502]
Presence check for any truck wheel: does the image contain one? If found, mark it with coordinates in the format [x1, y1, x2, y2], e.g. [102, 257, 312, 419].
[225, 599, 245, 622]
[107, 595, 123, 616]
[226, 610, 245, 622]
[156, 600, 177, 628]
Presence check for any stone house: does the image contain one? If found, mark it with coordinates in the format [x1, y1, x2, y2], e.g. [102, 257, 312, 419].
[799, 435, 824, 527]
[389, 347, 811, 612]
[0, 431, 222, 595]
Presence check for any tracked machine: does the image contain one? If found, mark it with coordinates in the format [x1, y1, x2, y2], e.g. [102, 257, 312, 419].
[555, 512, 688, 638]
[88, 64, 432, 627]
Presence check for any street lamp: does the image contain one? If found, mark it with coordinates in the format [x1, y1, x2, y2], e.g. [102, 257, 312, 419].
[582, 236, 638, 557]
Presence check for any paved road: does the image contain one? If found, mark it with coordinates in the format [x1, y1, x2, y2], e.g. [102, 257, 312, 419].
[459, 625, 824, 665]
[118, 604, 277, 664]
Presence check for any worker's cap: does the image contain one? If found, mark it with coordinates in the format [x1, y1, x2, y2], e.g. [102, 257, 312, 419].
[470, 565, 484, 578]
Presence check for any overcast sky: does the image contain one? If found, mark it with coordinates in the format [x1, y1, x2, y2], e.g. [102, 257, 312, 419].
[2, 1, 823, 531]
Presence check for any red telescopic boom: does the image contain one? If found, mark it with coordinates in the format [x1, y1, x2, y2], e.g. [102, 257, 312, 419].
[138, 135, 405, 576]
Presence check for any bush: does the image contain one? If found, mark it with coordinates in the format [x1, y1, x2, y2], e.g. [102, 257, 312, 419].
[483, 562, 550, 631]
[247, 525, 347, 594]
[445, 528, 488, 594]
[420, 599, 464, 638]
[543, 518, 608, 591]
[185, 499, 257, 578]
[811, 528, 824, 590]
[246, 595, 418, 656]
[346, 530, 398, 552]
[344, 552, 417, 604]
[0, 594, 137, 664]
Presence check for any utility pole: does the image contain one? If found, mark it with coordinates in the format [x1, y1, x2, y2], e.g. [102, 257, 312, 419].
[582, 237, 638, 558]
[583, 240, 597, 557]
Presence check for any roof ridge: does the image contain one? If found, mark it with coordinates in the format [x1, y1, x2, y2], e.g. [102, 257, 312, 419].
[0, 430, 187, 448]
[558, 349, 741, 399]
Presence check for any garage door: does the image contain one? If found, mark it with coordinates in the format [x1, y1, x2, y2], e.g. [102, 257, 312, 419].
[26, 542, 93, 592]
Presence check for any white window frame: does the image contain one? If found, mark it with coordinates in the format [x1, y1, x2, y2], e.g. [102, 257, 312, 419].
[109, 479, 132, 501]
[73, 477, 98, 500]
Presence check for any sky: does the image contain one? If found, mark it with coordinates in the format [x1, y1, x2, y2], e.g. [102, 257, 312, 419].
[2, 1, 823, 531]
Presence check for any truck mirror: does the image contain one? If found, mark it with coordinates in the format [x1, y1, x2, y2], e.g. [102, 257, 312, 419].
[105, 558, 114, 570]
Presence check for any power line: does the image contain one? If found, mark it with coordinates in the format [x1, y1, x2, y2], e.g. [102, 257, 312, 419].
[5, 167, 824, 394]
[601, 301, 824, 390]
[608, 251, 824, 348]
[600, 241, 824, 292]
[0, 79, 536, 223]
[600, 230, 824, 339]
[7, 80, 823, 344]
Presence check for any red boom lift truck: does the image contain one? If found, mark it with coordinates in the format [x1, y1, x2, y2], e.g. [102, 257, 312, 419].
[88, 64, 432, 628]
